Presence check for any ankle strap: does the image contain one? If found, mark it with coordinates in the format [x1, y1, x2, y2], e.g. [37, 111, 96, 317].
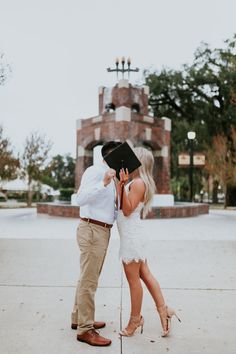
[130, 314, 141, 319]
[157, 304, 166, 309]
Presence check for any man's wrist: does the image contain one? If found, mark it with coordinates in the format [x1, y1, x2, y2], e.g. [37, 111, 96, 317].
[99, 180, 107, 188]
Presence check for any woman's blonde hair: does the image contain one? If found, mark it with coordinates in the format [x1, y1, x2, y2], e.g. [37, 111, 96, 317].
[133, 147, 156, 218]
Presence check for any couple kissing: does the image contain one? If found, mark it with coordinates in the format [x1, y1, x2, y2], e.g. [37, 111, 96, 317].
[71, 141, 181, 347]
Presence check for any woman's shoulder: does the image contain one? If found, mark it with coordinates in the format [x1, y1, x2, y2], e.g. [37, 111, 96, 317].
[130, 178, 145, 188]
[129, 178, 145, 193]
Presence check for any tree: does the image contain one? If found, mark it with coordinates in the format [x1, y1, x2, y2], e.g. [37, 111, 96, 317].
[21, 132, 52, 206]
[205, 127, 236, 207]
[42, 154, 75, 190]
[188, 35, 236, 137]
[145, 34, 236, 138]
[0, 52, 11, 86]
[144, 34, 236, 200]
[0, 126, 19, 185]
[0, 54, 14, 189]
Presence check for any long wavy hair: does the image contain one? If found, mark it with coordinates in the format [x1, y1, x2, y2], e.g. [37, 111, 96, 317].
[133, 147, 156, 218]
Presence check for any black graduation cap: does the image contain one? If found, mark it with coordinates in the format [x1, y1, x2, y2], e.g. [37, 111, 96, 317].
[104, 141, 141, 179]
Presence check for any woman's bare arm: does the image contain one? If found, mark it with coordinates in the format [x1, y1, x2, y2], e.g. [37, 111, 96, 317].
[118, 175, 145, 216]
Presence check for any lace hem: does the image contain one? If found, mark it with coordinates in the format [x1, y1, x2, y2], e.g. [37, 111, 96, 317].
[121, 257, 147, 265]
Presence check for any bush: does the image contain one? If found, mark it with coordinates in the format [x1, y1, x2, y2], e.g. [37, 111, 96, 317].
[0, 195, 7, 201]
[228, 187, 236, 206]
[59, 188, 74, 201]
[6, 191, 47, 202]
[7, 191, 27, 201]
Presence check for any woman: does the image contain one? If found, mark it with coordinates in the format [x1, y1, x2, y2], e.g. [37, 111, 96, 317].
[116, 147, 181, 337]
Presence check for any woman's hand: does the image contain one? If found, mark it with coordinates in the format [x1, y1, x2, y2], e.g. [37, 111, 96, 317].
[119, 168, 129, 185]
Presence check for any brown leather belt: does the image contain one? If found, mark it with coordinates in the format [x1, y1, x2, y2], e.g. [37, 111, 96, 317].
[80, 217, 113, 229]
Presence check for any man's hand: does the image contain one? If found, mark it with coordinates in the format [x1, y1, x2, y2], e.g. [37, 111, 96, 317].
[103, 169, 116, 186]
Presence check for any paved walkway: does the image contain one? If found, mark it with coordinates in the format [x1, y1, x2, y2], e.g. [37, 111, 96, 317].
[0, 208, 236, 354]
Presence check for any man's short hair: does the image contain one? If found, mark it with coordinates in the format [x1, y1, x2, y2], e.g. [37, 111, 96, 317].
[101, 141, 122, 158]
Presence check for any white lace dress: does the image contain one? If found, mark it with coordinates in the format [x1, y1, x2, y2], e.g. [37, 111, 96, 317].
[116, 182, 146, 264]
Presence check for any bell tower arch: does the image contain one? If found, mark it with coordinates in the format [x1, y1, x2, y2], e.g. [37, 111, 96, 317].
[76, 60, 173, 205]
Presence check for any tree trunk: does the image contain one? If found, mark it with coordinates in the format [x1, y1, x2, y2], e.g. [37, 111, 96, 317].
[228, 187, 236, 206]
[224, 185, 229, 209]
[212, 180, 219, 204]
[27, 182, 33, 207]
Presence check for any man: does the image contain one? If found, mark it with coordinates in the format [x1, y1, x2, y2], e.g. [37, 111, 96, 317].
[71, 141, 121, 347]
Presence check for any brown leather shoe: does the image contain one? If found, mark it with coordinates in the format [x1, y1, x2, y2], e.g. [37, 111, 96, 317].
[77, 329, 111, 346]
[93, 321, 106, 329]
[71, 321, 106, 330]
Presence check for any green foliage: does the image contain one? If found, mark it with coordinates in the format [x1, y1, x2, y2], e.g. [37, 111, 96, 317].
[21, 132, 52, 183]
[5, 191, 53, 203]
[144, 34, 236, 201]
[0, 126, 19, 181]
[41, 154, 75, 189]
[170, 176, 189, 201]
[59, 188, 74, 201]
[146, 35, 236, 140]
[228, 187, 236, 206]
[0, 193, 7, 201]
[6, 191, 27, 201]
[21, 131, 52, 206]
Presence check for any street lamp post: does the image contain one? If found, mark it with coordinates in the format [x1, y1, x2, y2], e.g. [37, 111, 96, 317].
[187, 131, 196, 202]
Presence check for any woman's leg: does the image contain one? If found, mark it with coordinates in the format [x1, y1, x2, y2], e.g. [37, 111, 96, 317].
[140, 261, 180, 336]
[139, 261, 165, 307]
[123, 261, 143, 316]
[120, 261, 144, 336]
[140, 261, 171, 335]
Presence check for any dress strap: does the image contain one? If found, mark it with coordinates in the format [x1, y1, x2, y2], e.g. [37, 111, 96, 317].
[125, 181, 133, 191]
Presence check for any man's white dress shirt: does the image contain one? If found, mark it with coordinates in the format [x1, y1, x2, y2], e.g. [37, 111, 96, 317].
[76, 163, 117, 225]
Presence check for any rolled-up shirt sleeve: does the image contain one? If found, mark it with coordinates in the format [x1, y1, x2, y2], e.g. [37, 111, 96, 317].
[76, 166, 107, 206]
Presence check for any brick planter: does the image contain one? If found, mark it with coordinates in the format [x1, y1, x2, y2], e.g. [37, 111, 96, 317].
[37, 203, 80, 218]
[37, 202, 209, 219]
[146, 203, 209, 218]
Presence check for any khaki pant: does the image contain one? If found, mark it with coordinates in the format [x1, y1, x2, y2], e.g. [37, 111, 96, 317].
[71, 220, 110, 334]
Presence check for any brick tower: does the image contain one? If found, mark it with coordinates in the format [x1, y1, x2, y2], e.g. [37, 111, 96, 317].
[75, 77, 173, 205]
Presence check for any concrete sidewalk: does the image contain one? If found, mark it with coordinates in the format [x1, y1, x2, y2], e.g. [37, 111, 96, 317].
[0, 208, 236, 354]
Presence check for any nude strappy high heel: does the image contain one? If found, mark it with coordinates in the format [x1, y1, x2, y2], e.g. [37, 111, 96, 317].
[119, 315, 144, 337]
[157, 305, 181, 337]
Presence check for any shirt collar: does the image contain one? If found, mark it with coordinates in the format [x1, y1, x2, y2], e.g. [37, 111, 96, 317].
[101, 162, 109, 171]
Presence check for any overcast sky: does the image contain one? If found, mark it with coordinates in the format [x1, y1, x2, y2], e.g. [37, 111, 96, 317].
[0, 0, 235, 157]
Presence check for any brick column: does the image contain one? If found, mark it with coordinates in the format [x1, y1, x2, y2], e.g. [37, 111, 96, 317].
[75, 143, 93, 190]
[75, 156, 93, 190]
[152, 118, 171, 194]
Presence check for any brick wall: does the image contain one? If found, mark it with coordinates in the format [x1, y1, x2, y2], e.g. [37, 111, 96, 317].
[37, 203, 209, 219]
[76, 82, 171, 195]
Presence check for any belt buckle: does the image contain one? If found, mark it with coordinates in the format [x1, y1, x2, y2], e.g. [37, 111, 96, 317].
[104, 223, 107, 228]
